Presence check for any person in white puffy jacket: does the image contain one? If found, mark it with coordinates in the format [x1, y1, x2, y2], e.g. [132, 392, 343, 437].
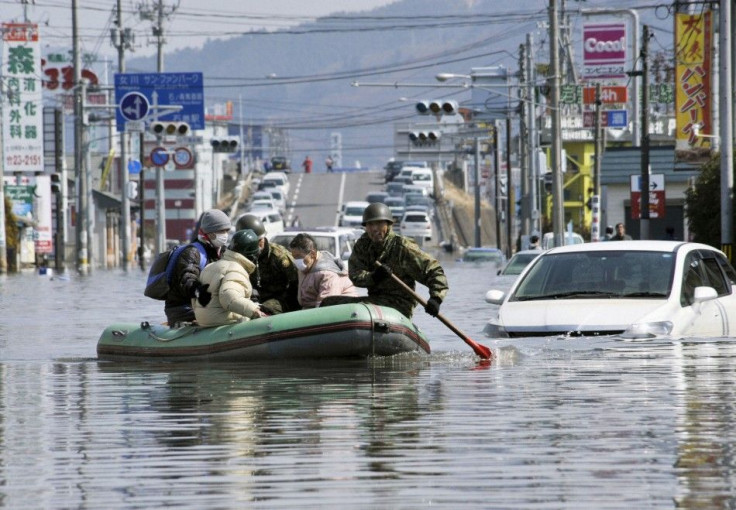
[194, 229, 268, 327]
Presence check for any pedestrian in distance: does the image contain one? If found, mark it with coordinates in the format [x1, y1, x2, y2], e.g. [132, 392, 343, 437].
[321, 202, 448, 319]
[288, 233, 358, 309]
[610, 222, 633, 241]
[302, 155, 313, 174]
[325, 155, 334, 173]
[193, 229, 268, 327]
[603, 225, 614, 241]
[234, 213, 300, 314]
[165, 209, 231, 326]
[528, 234, 541, 250]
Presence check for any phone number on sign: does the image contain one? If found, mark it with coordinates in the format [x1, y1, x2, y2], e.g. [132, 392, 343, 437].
[6, 154, 42, 167]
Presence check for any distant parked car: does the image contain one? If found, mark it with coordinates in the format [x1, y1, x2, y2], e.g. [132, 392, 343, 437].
[461, 247, 505, 265]
[384, 196, 406, 222]
[399, 211, 432, 241]
[339, 201, 370, 228]
[497, 250, 542, 276]
[484, 240, 736, 339]
[270, 156, 291, 172]
[270, 226, 360, 270]
[541, 231, 584, 249]
[261, 171, 290, 196]
[365, 191, 389, 204]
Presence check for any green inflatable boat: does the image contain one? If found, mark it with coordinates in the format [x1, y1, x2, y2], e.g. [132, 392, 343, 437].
[97, 303, 431, 361]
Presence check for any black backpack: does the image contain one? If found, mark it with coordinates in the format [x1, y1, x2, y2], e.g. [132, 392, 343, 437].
[144, 243, 208, 300]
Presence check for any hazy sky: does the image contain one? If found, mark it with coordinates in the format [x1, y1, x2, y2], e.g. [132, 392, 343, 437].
[1, 0, 399, 57]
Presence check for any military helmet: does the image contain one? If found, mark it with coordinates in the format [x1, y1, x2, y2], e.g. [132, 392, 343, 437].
[235, 214, 266, 238]
[229, 229, 260, 257]
[362, 202, 394, 225]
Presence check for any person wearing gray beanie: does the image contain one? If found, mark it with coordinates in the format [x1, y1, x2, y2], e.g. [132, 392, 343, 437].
[164, 209, 232, 326]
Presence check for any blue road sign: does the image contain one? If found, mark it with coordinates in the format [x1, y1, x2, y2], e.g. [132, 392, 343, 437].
[119, 92, 149, 122]
[114, 72, 205, 132]
[128, 160, 142, 174]
[150, 147, 170, 167]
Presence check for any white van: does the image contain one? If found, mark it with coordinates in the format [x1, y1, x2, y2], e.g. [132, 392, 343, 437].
[409, 168, 434, 197]
[235, 209, 285, 238]
[541, 231, 584, 249]
[260, 171, 290, 196]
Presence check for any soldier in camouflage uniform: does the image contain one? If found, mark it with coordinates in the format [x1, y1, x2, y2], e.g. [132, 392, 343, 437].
[235, 214, 300, 314]
[321, 203, 448, 319]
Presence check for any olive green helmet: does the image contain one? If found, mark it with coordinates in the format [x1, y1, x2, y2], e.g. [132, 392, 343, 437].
[362, 202, 394, 225]
[229, 229, 260, 258]
[235, 214, 266, 238]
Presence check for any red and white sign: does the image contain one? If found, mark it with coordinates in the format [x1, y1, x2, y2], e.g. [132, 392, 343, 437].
[582, 23, 627, 80]
[630, 174, 666, 219]
[582, 86, 628, 104]
[2, 23, 44, 173]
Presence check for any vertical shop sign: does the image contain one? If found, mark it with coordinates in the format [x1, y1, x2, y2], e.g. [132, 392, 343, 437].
[2, 23, 44, 174]
[674, 12, 712, 152]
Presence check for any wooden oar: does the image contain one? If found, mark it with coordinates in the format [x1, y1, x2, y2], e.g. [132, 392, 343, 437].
[375, 261, 493, 360]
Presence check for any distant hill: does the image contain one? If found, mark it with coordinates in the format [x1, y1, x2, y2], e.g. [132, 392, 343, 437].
[127, 0, 670, 169]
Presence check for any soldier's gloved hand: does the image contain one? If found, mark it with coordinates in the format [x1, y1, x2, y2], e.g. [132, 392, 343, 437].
[373, 264, 393, 283]
[196, 284, 212, 307]
[425, 297, 442, 317]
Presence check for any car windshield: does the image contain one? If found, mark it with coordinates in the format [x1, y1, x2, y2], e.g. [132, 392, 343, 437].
[511, 250, 675, 301]
[403, 214, 427, 223]
[345, 206, 365, 216]
[500, 253, 539, 275]
[404, 194, 429, 207]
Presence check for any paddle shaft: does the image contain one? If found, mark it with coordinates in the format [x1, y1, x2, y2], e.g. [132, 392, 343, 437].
[375, 262, 492, 360]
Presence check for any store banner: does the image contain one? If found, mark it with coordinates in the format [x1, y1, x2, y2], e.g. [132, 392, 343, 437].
[674, 11, 712, 154]
[582, 23, 627, 80]
[2, 23, 44, 173]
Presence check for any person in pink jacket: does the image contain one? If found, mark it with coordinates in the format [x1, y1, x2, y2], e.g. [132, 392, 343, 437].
[288, 233, 357, 308]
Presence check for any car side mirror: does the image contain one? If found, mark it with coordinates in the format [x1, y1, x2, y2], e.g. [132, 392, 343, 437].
[485, 289, 505, 305]
[692, 286, 718, 303]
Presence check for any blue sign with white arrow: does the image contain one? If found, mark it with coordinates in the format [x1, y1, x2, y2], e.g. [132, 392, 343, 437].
[120, 92, 149, 122]
[114, 72, 205, 132]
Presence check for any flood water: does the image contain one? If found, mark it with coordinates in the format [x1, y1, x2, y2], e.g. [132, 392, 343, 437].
[2, 255, 736, 509]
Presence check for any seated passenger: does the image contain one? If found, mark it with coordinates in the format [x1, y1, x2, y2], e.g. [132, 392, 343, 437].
[288, 233, 358, 309]
[194, 229, 268, 327]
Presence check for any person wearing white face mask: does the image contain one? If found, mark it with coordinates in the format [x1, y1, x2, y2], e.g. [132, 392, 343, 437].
[164, 209, 232, 326]
[288, 233, 357, 309]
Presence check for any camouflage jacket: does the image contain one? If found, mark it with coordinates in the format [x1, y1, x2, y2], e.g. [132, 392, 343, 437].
[348, 230, 448, 317]
[251, 240, 300, 311]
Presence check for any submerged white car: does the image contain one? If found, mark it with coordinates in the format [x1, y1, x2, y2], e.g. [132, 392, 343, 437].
[484, 241, 736, 339]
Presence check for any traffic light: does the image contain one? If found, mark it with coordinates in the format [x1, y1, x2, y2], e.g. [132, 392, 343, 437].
[210, 138, 239, 153]
[50, 173, 62, 194]
[408, 131, 441, 146]
[416, 100, 459, 115]
[150, 121, 190, 137]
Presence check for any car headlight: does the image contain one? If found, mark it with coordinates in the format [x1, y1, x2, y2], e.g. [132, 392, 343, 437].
[483, 319, 509, 338]
[620, 321, 673, 339]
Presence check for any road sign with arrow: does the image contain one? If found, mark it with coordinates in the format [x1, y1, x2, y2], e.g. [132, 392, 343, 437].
[630, 174, 666, 219]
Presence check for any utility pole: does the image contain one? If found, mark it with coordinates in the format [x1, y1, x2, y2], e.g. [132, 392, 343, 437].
[505, 115, 513, 258]
[519, 42, 530, 239]
[72, 0, 89, 273]
[719, 0, 733, 259]
[593, 83, 603, 241]
[639, 25, 651, 240]
[139, 0, 178, 253]
[113, 0, 131, 270]
[493, 122, 502, 249]
[473, 134, 481, 248]
[526, 33, 540, 235]
[549, 0, 565, 246]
